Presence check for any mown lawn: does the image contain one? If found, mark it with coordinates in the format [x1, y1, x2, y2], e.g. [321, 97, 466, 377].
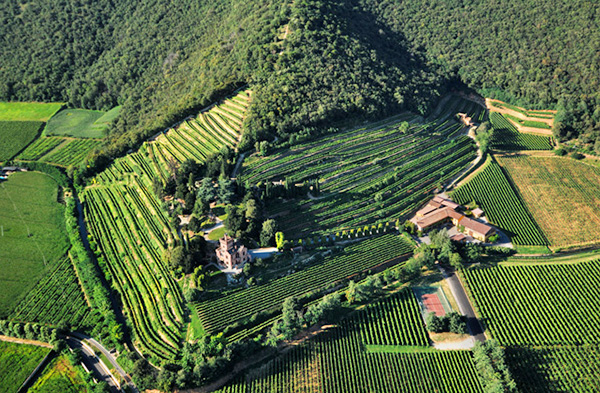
[44, 108, 112, 139]
[0, 102, 63, 122]
[0, 121, 43, 161]
[0, 172, 68, 317]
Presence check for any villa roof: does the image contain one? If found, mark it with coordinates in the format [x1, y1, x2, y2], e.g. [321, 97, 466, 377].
[457, 216, 494, 236]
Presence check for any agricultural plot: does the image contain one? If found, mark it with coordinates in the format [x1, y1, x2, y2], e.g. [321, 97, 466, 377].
[463, 260, 600, 346]
[0, 340, 51, 393]
[0, 121, 44, 161]
[29, 354, 88, 393]
[45, 107, 120, 139]
[16, 136, 65, 161]
[452, 158, 548, 247]
[506, 345, 600, 393]
[39, 138, 102, 167]
[498, 155, 600, 249]
[144, 89, 251, 181]
[0, 172, 69, 317]
[10, 257, 91, 328]
[490, 112, 553, 151]
[0, 102, 63, 121]
[242, 95, 480, 238]
[84, 181, 184, 362]
[194, 234, 414, 333]
[215, 288, 483, 393]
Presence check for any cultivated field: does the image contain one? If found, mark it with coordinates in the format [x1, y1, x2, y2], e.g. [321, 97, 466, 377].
[463, 261, 600, 346]
[29, 354, 88, 393]
[490, 112, 553, 151]
[0, 102, 63, 122]
[498, 154, 600, 249]
[45, 107, 120, 139]
[215, 288, 483, 392]
[487, 99, 555, 135]
[194, 234, 414, 334]
[452, 157, 547, 247]
[10, 256, 91, 328]
[0, 172, 69, 317]
[0, 340, 51, 393]
[0, 121, 43, 161]
[242, 95, 482, 238]
[16, 136, 102, 167]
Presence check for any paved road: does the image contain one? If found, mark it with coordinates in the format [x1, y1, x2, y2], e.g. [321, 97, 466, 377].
[439, 266, 486, 342]
[71, 333, 139, 393]
[66, 336, 121, 392]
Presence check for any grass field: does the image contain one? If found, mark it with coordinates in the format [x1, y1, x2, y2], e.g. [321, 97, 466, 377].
[0, 340, 51, 393]
[215, 288, 483, 393]
[452, 157, 548, 247]
[29, 354, 88, 393]
[45, 107, 119, 139]
[0, 121, 44, 161]
[0, 172, 69, 317]
[0, 102, 63, 122]
[242, 95, 481, 238]
[498, 154, 600, 249]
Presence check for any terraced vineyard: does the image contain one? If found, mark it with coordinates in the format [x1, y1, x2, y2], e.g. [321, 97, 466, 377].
[242, 96, 481, 238]
[463, 261, 600, 346]
[498, 155, 600, 249]
[144, 89, 251, 181]
[81, 90, 252, 362]
[214, 288, 483, 393]
[452, 158, 547, 247]
[16, 136, 102, 167]
[490, 112, 553, 151]
[194, 234, 414, 333]
[10, 257, 91, 328]
[84, 180, 184, 362]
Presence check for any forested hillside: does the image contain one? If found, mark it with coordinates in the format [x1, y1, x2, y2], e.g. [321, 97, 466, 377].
[1, 0, 599, 162]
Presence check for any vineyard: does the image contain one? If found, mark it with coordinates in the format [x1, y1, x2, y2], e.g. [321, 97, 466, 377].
[452, 157, 547, 247]
[0, 340, 50, 393]
[506, 345, 600, 393]
[490, 112, 553, 151]
[29, 354, 89, 393]
[80, 90, 252, 362]
[10, 257, 92, 328]
[463, 260, 600, 346]
[0, 121, 43, 161]
[194, 234, 414, 334]
[242, 95, 481, 238]
[497, 155, 600, 249]
[16, 136, 102, 167]
[214, 289, 483, 392]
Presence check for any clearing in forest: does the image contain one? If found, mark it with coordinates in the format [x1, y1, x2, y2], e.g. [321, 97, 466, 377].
[486, 98, 554, 135]
[497, 154, 600, 249]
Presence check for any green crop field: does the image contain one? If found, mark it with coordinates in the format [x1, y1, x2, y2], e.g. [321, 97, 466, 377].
[16, 136, 65, 161]
[10, 256, 92, 328]
[490, 112, 553, 151]
[242, 95, 481, 238]
[463, 261, 600, 346]
[0, 102, 63, 122]
[0, 121, 44, 161]
[29, 354, 88, 393]
[45, 107, 119, 139]
[0, 172, 69, 317]
[506, 345, 600, 393]
[452, 157, 548, 247]
[215, 288, 483, 393]
[39, 138, 102, 167]
[504, 113, 552, 129]
[194, 234, 414, 334]
[0, 341, 51, 393]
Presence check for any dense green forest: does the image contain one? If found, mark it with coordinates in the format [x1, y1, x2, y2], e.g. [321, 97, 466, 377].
[1, 0, 599, 165]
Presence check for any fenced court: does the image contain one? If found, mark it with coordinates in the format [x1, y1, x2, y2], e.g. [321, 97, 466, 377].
[413, 286, 452, 318]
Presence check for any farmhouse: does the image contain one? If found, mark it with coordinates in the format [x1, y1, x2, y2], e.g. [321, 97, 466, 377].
[413, 196, 496, 242]
[216, 234, 250, 269]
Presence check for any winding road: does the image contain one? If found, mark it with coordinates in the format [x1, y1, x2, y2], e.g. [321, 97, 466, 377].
[439, 266, 486, 343]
